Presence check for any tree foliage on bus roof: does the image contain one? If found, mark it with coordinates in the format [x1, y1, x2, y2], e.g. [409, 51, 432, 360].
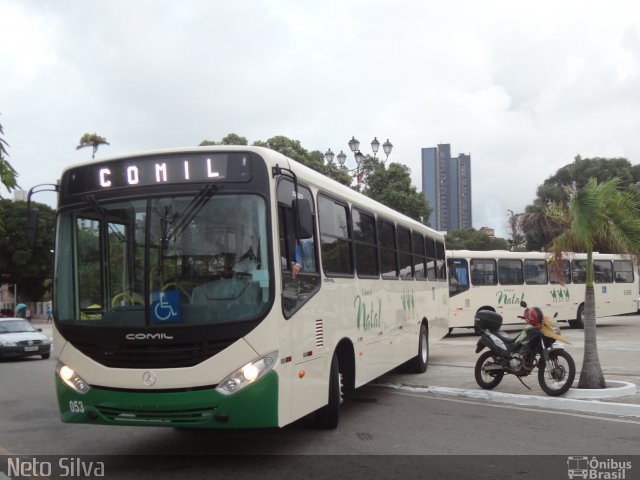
[199, 133, 432, 224]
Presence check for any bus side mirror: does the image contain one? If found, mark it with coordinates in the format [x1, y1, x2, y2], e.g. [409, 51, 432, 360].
[26, 208, 39, 250]
[293, 198, 313, 239]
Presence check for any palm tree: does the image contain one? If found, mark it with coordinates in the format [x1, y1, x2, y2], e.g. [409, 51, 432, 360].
[533, 177, 640, 388]
[76, 133, 110, 159]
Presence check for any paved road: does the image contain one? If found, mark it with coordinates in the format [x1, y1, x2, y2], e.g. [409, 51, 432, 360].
[1, 315, 639, 478]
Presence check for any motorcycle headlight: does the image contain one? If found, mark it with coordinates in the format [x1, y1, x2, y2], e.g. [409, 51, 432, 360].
[56, 362, 91, 394]
[216, 352, 278, 396]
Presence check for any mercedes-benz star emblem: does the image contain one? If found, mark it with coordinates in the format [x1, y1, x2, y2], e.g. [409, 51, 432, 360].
[142, 370, 157, 386]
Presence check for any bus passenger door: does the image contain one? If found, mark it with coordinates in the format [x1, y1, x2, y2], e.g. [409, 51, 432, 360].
[276, 178, 325, 421]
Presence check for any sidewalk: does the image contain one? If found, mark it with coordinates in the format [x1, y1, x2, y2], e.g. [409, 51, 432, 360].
[378, 315, 640, 417]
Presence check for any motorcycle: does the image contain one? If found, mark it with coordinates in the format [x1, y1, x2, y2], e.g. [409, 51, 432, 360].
[474, 301, 576, 396]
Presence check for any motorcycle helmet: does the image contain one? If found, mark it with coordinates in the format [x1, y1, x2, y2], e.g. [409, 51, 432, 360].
[524, 307, 544, 329]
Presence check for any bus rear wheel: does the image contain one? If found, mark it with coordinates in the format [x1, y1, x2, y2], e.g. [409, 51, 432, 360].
[314, 353, 343, 429]
[568, 304, 584, 329]
[406, 324, 429, 373]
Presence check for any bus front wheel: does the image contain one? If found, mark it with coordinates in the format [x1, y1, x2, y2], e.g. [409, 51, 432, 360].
[315, 353, 342, 429]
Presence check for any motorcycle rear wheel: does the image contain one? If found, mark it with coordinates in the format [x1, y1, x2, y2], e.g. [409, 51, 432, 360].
[474, 351, 504, 389]
[538, 350, 576, 396]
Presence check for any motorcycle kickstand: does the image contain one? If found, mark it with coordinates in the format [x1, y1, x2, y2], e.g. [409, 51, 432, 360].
[516, 376, 532, 390]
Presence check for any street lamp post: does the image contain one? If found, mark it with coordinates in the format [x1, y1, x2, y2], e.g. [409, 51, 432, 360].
[325, 136, 393, 189]
[323, 148, 347, 167]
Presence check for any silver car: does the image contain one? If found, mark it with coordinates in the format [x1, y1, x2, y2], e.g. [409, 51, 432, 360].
[0, 317, 51, 360]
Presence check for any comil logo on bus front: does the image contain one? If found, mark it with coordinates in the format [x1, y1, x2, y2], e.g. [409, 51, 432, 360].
[125, 333, 174, 340]
[567, 456, 632, 479]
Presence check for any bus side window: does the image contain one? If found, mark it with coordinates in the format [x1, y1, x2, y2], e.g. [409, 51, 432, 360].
[318, 194, 353, 276]
[614, 260, 634, 283]
[398, 226, 413, 279]
[412, 232, 426, 281]
[549, 260, 571, 284]
[425, 236, 437, 281]
[593, 260, 613, 283]
[524, 259, 548, 285]
[572, 260, 587, 284]
[498, 259, 523, 285]
[352, 208, 379, 277]
[470, 258, 497, 285]
[435, 240, 446, 281]
[378, 219, 398, 278]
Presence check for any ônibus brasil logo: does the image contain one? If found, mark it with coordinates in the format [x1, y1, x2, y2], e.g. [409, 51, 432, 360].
[567, 456, 632, 479]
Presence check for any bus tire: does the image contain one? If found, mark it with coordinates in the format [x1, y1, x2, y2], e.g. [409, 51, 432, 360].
[568, 305, 584, 329]
[314, 353, 342, 429]
[407, 323, 429, 373]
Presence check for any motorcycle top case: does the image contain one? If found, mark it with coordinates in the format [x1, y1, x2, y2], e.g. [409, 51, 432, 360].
[474, 310, 503, 331]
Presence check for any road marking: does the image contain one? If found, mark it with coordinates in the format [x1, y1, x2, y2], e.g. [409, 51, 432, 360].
[386, 389, 640, 425]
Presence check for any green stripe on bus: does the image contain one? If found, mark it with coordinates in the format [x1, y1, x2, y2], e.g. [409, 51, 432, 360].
[55, 371, 278, 429]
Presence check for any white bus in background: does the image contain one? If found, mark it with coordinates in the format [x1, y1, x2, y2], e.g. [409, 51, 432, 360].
[447, 250, 638, 331]
[45, 146, 449, 431]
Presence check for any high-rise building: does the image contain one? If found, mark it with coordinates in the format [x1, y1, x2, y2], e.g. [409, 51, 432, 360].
[421, 144, 472, 232]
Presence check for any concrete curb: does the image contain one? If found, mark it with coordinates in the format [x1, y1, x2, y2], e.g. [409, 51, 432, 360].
[377, 383, 640, 418]
[565, 381, 637, 399]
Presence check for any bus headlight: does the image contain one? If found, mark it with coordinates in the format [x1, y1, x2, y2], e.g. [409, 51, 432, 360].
[216, 352, 278, 396]
[56, 362, 91, 395]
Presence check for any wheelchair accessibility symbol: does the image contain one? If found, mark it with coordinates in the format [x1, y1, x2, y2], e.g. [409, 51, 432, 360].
[152, 290, 181, 324]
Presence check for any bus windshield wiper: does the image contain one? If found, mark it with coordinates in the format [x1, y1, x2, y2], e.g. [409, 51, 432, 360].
[165, 184, 219, 242]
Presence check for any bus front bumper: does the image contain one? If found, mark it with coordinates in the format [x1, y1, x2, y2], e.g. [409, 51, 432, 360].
[55, 371, 279, 429]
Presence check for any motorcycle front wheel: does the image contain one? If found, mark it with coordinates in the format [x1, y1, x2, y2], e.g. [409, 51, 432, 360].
[474, 351, 504, 389]
[538, 350, 576, 396]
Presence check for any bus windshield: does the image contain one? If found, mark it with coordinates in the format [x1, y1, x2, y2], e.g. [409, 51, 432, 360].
[55, 192, 271, 327]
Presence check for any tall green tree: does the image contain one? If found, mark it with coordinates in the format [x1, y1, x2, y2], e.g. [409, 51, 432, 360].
[200, 133, 248, 146]
[0, 199, 55, 301]
[221, 133, 248, 145]
[76, 133, 110, 159]
[360, 155, 432, 223]
[446, 228, 509, 250]
[528, 178, 640, 389]
[523, 156, 639, 250]
[252, 135, 309, 164]
[0, 116, 19, 197]
[196, 134, 429, 220]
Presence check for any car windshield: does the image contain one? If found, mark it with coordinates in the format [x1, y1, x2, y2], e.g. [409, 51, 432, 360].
[0, 320, 37, 333]
[54, 192, 271, 327]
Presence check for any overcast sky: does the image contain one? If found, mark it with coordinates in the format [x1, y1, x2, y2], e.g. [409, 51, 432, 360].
[2, 1, 640, 237]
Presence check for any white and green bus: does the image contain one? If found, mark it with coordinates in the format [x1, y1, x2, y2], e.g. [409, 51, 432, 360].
[447, 250, 638, 331]
[48, 146, 448, 429]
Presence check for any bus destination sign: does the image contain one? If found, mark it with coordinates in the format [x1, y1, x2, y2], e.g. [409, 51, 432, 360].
[63, 152, 252, 195]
